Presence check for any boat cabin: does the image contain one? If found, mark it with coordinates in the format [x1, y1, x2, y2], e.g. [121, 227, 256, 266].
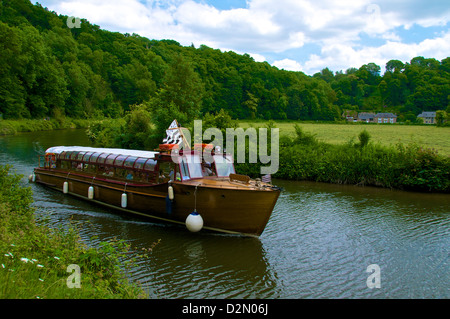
[40, 146, 236, 185]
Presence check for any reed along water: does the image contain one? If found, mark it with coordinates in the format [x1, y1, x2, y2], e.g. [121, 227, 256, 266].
[1, 129, 448, 298]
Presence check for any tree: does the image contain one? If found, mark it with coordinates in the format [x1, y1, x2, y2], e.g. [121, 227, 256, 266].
[435, 110, 447, 126]
[0, 22, 28, 118]
[386, 60, 405, 73]
[151, 54, 204, 120]
[378, 80, 388, 105]
[313, 67, 334, 83]
[146, 54, 205, 146]
[243, 92, 258, 119]
[118, 104, 153, 149]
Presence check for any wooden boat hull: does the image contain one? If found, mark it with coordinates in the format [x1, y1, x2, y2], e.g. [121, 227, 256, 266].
[34, 168, 280, 236]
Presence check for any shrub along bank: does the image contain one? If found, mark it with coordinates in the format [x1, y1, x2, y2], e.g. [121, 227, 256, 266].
[0, 165, 149, 298]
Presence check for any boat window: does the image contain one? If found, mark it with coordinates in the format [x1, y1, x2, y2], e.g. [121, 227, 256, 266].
[82, 152, 94, 162]
[144, 159, 157, 171]
[59, 151, 67, 160]
[184, 154, 203, 179]
[158, 161, 175, 183]
[136, 171, 150, 182]
[70, 152, 79, 160]
[60, 160, 70, 170]
[113, 155, 127, 167]
[113, 168, 134, 180]
[64, 152, 72, 160]
[77, 152, 87, 161]
[125, 170, 134, 180]
[97, 153, 109, 164]
[202, 162, 215, 177]
[133, 157, 147, 170]
[214, 154, 235, 177]
[179, 160, 190, 181]
[89, 152, 101, 163]
[124, 156, 138, 168]
[105, 154, 118, 165]
[85, 163, 96, 173]
[101, 166, 114, 178]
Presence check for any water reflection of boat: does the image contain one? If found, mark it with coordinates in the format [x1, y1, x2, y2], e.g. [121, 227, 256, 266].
[132, 230, 279, 298]
[31, 123, 280, 237]
[56, 210, 280, 298]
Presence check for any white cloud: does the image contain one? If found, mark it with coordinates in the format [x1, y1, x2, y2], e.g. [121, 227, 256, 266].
[248, 53, 267, 62]
[273, 58, 303, 72]
[299, 31, 450, 74]
[37, 0, 450, 75]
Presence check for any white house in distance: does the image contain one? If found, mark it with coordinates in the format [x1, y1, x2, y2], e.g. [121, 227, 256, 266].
[417, 111, 436, 124]
[374, 113, 397, 123]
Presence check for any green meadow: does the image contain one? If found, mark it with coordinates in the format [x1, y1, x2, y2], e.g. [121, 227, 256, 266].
[239, 121, 450, 156]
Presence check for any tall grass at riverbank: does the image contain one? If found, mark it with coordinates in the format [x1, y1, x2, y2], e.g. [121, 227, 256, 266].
[0, 165, 149, 298]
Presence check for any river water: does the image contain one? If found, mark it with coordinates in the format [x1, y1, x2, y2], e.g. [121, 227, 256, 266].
[0, 129, 448, 298]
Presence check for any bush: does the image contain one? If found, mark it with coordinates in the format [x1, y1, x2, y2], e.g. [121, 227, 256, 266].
[0, 165, 150, 298]
[293, 124, 318, 146]
[358, 129, 371, 148]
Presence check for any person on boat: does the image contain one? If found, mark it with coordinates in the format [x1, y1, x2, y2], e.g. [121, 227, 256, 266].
[203, 162, 214, 176]
[169, 170, 174, 181]
[103, 168, 114, 177]
[126, 171, 133, 180]
[159, 170, 168, 183]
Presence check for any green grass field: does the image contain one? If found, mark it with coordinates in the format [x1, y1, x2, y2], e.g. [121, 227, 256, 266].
[239, 121, 450, 156]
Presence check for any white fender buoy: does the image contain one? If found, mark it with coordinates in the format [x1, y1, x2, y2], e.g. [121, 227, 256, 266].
[168, 185, 174, 200]
[121, 193, 127, 208]
[63, 181, 68, 194]
[185, 210, 203, 232]
[28, 173, 35, 183]
[88, 186, 94, 199]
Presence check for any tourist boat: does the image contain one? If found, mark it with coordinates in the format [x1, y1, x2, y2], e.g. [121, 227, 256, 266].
[31, 123, 281, 237]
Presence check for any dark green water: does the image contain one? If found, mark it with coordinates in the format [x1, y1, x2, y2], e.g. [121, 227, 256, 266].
[1, 129, 448, 298]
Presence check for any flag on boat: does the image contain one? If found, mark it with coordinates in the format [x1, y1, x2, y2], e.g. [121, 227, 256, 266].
[262, 174, 271, 183]
[167, 119, 178, 130]
[162, 119, 184, 146]
[163, 128, 182, 145]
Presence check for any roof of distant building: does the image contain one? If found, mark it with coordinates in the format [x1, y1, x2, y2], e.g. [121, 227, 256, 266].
[358, 112, 375, 119]
[375, 113, 397, 118]
[417, 112, 436, 117]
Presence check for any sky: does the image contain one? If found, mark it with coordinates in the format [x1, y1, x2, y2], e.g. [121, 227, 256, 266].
[35, 0, 450, 75]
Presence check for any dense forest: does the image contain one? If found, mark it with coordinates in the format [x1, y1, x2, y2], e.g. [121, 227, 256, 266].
[1, 0, 450, 123]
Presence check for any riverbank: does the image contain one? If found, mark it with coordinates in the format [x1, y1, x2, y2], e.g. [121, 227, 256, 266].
[236, 125, 450, 193]
[3, 116, 448, 193]
[0, 118, 93, 136]
[0, 165, 149, 298]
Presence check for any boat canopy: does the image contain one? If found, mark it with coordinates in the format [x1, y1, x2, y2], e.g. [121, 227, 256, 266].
[44, 146, 235, 179]
[45, 146, 158, 159]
